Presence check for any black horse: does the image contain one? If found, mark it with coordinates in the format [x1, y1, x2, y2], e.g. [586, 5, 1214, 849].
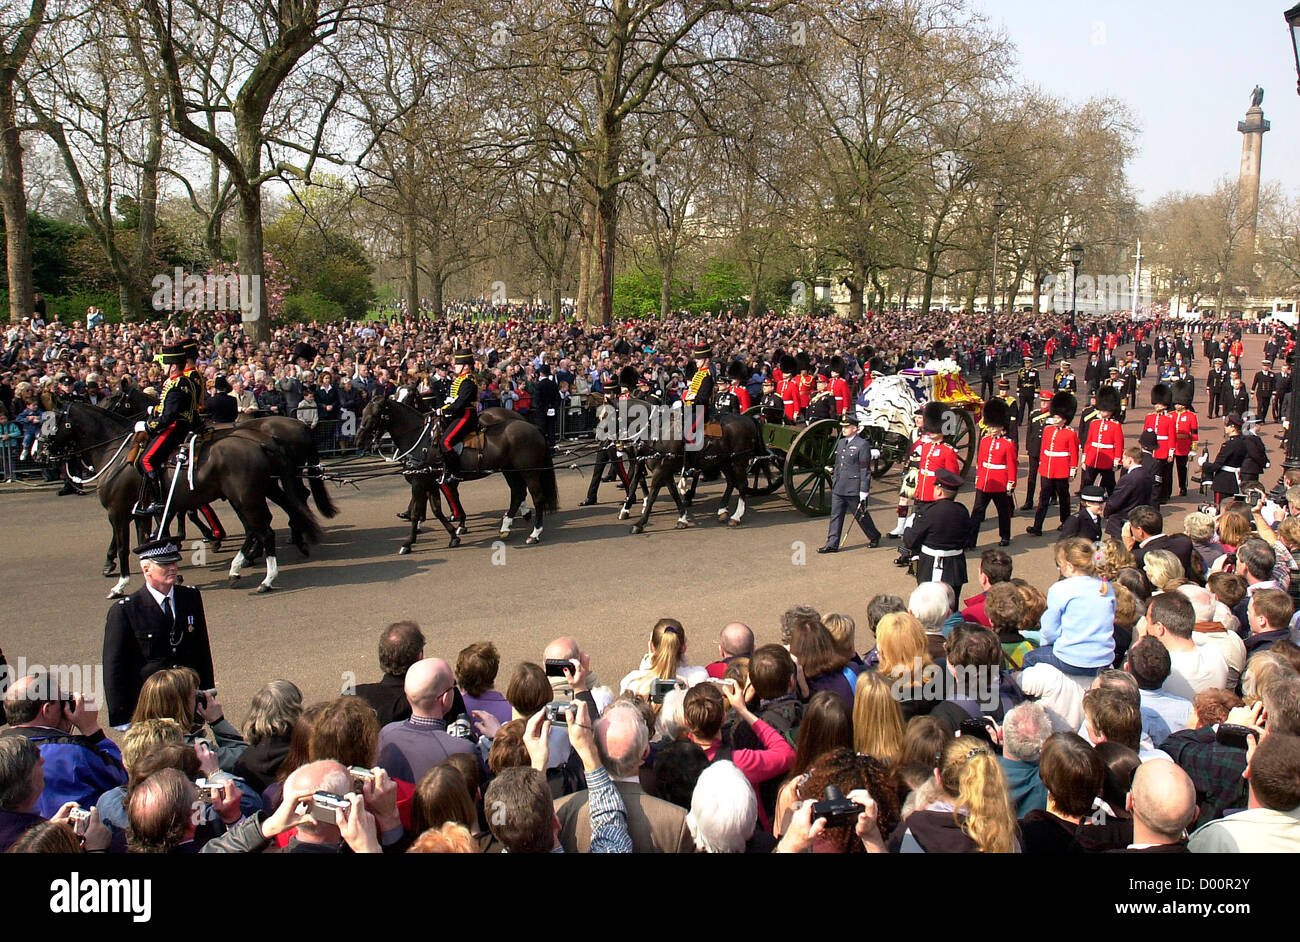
[104, 383, 338, 521]
[357, 396, 558, 553]
[618, 405, 763, 534]
[36, 402, 322, 595]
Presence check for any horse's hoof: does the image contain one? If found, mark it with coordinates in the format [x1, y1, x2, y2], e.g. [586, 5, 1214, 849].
[498, 530, 510, 540]
[207, 541, 222, 554]
[449, 537, 461, 548]
[102, 566, 117, 578]
[618, 509, 629, 520]
[227, 576, 240, 588]
[296, 544, 310, 558]
[256, 584, 274, 594]
[526, 536, 539, 545]
[717, 511, 730, 522]
[456, 525, 468, 535]
[398, 545, 411, 555]
[675, 522, 690, 530]
[727, 518, 742, 528]
[630, 525, 643, 535]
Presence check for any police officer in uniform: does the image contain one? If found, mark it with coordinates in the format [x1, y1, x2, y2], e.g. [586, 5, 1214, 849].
[102, 538, 215, 728]
[1016, 355, 1040, 424]
[135, 343, 198, 517]
[901, 467, 970, 597]
[818, 414, 880, 552]
[438, 349, 478, 482]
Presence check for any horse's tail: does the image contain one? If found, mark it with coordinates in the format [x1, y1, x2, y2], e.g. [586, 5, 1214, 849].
[308, 467, 339, 519]
[276, 454, 324, 545]
[537, 463, 559, 513]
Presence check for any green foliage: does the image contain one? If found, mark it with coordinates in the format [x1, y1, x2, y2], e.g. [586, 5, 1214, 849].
[282, 290, 346, 322]
[265, 190, 376, 319]
[682, 259, 749, 316]
[612, 267, 663, 319]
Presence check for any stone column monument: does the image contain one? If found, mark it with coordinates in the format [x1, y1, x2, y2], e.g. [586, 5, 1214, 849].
[1236, 86, 1270, 278]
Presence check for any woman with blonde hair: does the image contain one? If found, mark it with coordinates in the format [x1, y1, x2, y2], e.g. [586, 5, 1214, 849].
[130, 668, 247, 771]
[1023, 538, 1116, 676]
[1142, 549, 1184, 594]
[888, 737, 1019, 853]
[852, 670, 906, 767]
[874, 612, 943, 720]
[1095, 536, 1135, 580]
[619, 617, 708, 696]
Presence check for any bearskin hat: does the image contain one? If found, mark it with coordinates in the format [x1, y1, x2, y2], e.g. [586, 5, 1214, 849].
[983, 396, 1010, 430]
[923, 401, 948, 436]
[1171, 380, 1194, 408]
[795, 351, 812, 373]
[779, 354, 798, 375]
[618, 365, 639, 390]
[1050, 391, 1077, 424]
[869, 356, 888, 375]
[1150, 383, 1172, 408]
[727, 360, 749, 382]
[829, 355, 846, 377]
[1095, 386, 1121, 415]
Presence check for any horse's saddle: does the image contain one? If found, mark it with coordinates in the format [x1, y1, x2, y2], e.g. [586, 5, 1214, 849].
[462, 430, 487, 451]
[703, 422, 725, 440]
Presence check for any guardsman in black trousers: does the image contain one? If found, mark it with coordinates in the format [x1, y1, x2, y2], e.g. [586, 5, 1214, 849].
[1020, 392, 1051, 511]
[901, 467, 971, 598]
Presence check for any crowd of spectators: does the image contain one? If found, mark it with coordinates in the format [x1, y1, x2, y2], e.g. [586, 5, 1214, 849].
[4, 499, 1300, 853]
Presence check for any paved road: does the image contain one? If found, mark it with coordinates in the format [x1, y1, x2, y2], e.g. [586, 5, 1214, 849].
[0, 330, 1277, 730]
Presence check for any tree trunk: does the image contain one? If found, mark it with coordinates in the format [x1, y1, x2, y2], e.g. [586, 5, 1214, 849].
[550, 270, 562, 325]
[236, 192, 267, 343]
[119, 281, 145, 322]
[659, 246, 674, 321]
[403, 210, 419, 318]
[576, 201, 593, 323]
[431, 275, 444, 318]
[848, 259, 867, 320]
[748, 264, 762, 318]
[0, 73, 33, 325]
[591, 182, 617, 326]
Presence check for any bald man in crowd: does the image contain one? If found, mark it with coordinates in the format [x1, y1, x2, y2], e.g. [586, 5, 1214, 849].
[376, 658, 474, 784]
[707, 623, 755, 678]
[554, 700, 694, 853]
[1123, 759, 1197, 853]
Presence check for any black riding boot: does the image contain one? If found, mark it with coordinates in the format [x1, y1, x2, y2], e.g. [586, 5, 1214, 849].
[134, 469, 162, 516]
[440, 447, 462, 485]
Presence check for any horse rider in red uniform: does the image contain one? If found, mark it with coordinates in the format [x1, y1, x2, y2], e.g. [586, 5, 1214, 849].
[438, 349, 478, 483]
[181, 337, 226, 542]
[135, 342, 197, 517]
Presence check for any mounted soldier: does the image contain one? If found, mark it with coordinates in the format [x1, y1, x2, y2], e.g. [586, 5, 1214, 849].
[438, 349, 479, 483]
[134, 342, 198, 518]
[681, 343, 716, 432]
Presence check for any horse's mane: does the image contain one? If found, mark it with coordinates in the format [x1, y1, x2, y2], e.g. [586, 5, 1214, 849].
[69, 399, 133, 429]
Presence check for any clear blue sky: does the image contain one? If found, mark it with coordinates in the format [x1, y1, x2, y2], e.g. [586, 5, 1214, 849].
[977, 0, 1299, 204]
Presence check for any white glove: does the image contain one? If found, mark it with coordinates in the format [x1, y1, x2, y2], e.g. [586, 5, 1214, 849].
[1196, 453, 1207, 466]
[134, 421, 146, 433]
[858, 492, 869, 504]
[870, 448, 881, 460]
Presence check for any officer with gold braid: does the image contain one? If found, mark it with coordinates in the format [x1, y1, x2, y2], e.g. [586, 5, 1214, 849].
[682, 343, 716, 432]
[134, 343, 198, 516]
[438, 348, 478, 483]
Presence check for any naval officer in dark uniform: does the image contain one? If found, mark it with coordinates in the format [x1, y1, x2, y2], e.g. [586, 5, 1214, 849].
[102, 539, 215, 728]
[818, 413, 880, 552]
[901, 467, 970, 597]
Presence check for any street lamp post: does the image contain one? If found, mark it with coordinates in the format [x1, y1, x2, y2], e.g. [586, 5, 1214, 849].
[991, 195, 1006, 316]
[1069, 243, 1084, 329]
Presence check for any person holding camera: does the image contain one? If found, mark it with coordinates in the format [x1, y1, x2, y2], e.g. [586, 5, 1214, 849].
[0, 671, 126, 819]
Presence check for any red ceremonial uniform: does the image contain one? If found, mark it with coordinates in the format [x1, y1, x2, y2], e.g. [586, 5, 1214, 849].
[1044, 337, 1057, 359]
[729, 383, 752, 412]
[795, 376, 814, 414]
[1144, 411, 1175, 460]
[1172, 409, 1198, 457]
[1105, 332, 1118, 351]
[1083, 416, 1124, 469]
[830, 376, 851, 415]
[1039, 424, 1079, 479]
[975, 434, 1017, 492]
[780, 378, 799, 421]
[914, 440, 961, 501]
[1088, 335, 1101, 354]
[1230, 339, 1244, 358]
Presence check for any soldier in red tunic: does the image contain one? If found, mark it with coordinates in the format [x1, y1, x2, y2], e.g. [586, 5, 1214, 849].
[1170, 379, 1198, 498]
[829, 356, 852, 416]
[1081, 385, 1125, 496]
[1026, 392, 1078, 535]
[967, 397, 1017, 548]
[1144, 383, 1175, 505]
[895, 401, 960, 564]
